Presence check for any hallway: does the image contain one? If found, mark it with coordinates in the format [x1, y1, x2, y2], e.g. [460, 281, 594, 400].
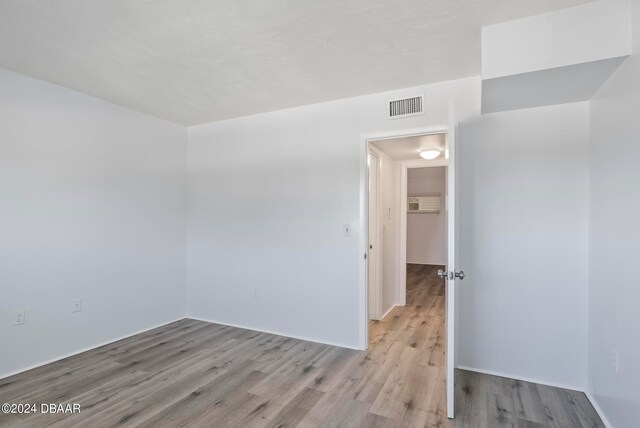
[369, 264, 604, 427]
[368, 263, 448, 425]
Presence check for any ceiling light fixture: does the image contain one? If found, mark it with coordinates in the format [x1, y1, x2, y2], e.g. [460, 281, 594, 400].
[419, 149, 441, 160]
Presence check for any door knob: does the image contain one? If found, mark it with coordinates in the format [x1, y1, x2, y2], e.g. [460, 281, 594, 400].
[438, 269, 465, 280]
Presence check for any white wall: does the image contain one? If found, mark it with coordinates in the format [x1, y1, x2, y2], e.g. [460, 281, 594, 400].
[481, 0, 632, 79]
[187, 77, 480, 349]
[407, 167, 446, 265]
[0, 68, 187, 378]
[587, 0, 640, 425]
[458, 102, 590, 389]
[480, 0, 632, 115]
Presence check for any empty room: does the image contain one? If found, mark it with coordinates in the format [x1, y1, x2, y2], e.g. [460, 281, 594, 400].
[1, 0, 638, 427]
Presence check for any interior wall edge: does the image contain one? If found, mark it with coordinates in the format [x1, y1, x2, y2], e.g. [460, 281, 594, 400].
[0, 67, 189, 377]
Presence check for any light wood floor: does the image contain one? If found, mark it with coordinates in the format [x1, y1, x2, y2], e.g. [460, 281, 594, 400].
[0, 264, 603, 427]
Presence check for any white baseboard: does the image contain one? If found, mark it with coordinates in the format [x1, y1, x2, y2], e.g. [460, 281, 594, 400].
[1, 315, 363, 381]
[187, 316, 362, 351]
[380, 305, 397, 320]
[457, 365, 584, 392]
[584, 390, 613, 428]
[0, 317, 186, 380]
[406, 262, 445, 266]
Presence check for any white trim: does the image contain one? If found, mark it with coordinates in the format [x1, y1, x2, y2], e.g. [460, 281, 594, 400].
[402, 158, 448, 169]
[584, 390, 613, 428]
[358, 128, 369, 350]
[367, 148, 383, 320]
[0, 317, 185, 380]
[361, 126, 447, 143]
[359, 126, 448, 351]
[457, 365, 585, 392]
[406, 261, 446, 266]
[188, 316, 361, 351]
[380, 304, 397, 321]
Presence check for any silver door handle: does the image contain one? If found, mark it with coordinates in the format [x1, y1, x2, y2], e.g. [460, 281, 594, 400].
[437, 269, 465, 280]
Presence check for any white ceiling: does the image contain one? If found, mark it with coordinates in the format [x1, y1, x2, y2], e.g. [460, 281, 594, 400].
[371, 133, 446, 161]
[0, 0, 592, 126]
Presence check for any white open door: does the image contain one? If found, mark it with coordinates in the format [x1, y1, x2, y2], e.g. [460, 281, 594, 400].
[444, 99, 462, 419]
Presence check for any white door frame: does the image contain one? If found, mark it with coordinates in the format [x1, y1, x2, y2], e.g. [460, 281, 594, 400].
[398, 157, 448, 305]
[358, 125, 448, 350]
[367, 149, 383, 320]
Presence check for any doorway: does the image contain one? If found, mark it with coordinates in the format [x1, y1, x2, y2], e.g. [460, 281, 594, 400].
[405, 165, 447, 317]
[360, 120, 460, 419]
[366, 132, 448, 320]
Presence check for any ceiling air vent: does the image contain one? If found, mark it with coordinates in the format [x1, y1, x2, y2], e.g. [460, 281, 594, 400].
[387, 95, 425, 119]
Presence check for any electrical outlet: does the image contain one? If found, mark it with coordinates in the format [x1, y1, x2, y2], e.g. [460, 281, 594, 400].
[72, 299, 82, 313]
[343, 224, 352, 237]
[13, 310, 25, 326]
[612, 349, 620, 373]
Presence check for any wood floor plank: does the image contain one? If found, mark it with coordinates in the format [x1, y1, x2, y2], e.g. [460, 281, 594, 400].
[135, 364, 266, 428]
[44, 354, 223, 428]
[486, 393, 517, 427]
[265, 387, 325, 427]
[455, 370, 488, 428]
[0, 264, 604, 428]
[510, 379, 549, 425]
[568, 390, 606, 428]
[537, 384, 594, 428]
